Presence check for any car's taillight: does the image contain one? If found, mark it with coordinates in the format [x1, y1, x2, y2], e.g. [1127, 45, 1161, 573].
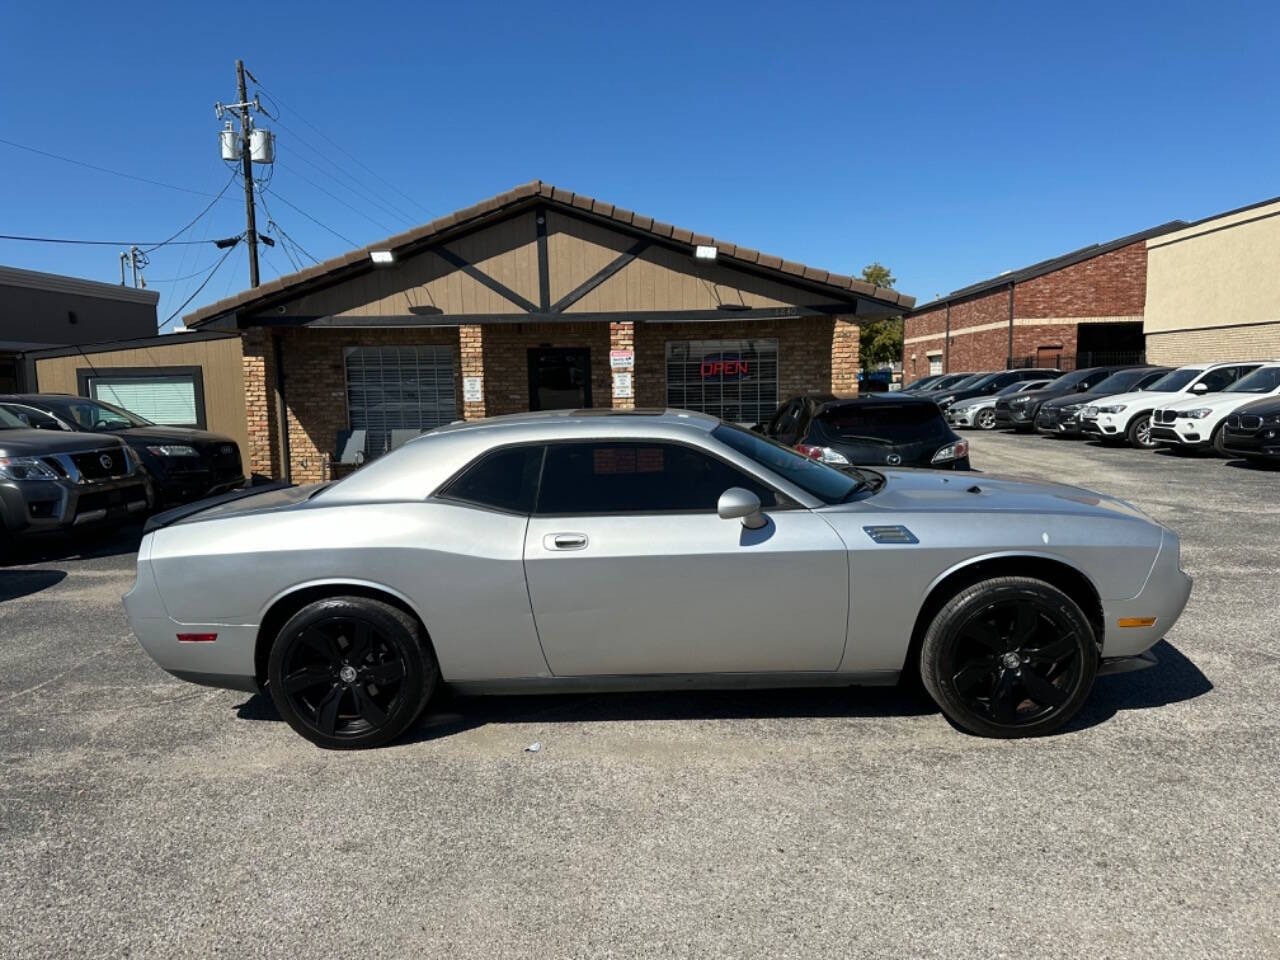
[176, 633, 218, 643]
[795, 443, 823, 460]
[931, 439, 970, 463]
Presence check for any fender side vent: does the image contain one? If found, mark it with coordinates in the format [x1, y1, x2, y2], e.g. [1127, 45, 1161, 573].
[863, 524, 918, 545]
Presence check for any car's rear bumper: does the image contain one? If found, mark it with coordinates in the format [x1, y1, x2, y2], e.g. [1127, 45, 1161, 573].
[123, 533, 261, 692]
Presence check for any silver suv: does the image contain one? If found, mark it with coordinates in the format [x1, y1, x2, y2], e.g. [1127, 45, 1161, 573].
[0, 405, 150, 536]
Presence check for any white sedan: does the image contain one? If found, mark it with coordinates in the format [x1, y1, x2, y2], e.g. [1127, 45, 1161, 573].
[1081, 361, 1263, 448]
[1150, 363, 1280, 453]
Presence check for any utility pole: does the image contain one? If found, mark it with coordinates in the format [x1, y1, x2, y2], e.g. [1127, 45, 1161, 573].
[235, 59, 260, 288]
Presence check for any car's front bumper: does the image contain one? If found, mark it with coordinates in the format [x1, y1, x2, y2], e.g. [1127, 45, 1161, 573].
[1221, 425, 1280, 461]
[1150, 418, 1212, 449]
[994, 405, 1035, 428]
[945, 406, 983, 428]
[1082, 412, 1125, 438]
[1099, 530, 1193, 658]
[1035, 409, 1085, 435]
[0, 474, 150, 535]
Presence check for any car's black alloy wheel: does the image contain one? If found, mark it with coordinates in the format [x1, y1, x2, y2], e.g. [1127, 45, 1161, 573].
[268, 596, 436, 749]
[920, 576, 1098, 738]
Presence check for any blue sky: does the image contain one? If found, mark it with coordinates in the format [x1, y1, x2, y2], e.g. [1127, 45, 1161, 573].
[2, 0, 1276, 328]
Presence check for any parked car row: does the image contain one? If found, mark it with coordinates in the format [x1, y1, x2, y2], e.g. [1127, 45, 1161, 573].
[0, 393, 244, 542]
[927, 360, 1280, 466]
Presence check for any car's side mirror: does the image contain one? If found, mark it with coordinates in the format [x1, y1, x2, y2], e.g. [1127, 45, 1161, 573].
[1191, 381, 1209, 394]
[718, 487, 767, 529]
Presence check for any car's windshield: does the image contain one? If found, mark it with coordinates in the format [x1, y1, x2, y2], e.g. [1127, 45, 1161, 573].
[712, 423, 860, 505]
[1145, 368, 1201, 392]
[902, 375, 940, 391]
[40, 397, 150, 431]
[962, 374, 1001, 391]
[1089, 369, 1147, 395]
[1050, 369, 1097, 391]
[0, 406, 29, 430]
[928, 374, 972, 390]
[939, 374, 986, 391]
[813, 403, 950, 444]
[1227, 366, 1280, 393]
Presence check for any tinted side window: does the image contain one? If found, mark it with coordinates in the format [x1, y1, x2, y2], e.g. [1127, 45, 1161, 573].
[1197, 368, 1240, 392]
[536, 442, 777, 514]
[440, 445, 545, 514]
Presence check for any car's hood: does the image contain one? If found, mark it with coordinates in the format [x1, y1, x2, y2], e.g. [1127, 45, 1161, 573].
[0, 429, 124, 457]
[838, 469, 1152, 522]
[1160, 390, 1280, 413]
[116, 425, 236, 446]
[1086, 389, 1183, 409]
[950, 396, 995, 412]
[1040, 392, 1100, 410]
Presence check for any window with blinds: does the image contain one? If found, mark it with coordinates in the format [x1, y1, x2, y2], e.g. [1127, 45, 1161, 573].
[665, 338, 779, 425]
[344, 345, 457, 456]
[88, 375, 200, 426]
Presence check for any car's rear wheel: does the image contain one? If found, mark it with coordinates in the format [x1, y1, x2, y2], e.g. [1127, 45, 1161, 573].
[1127, 413, 1155, 449]
[976, 408, 997, 430]
[267, 596, 436, 749]
[919, 576, 1098, 738]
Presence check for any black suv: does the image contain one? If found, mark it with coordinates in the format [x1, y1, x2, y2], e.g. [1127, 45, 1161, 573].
[1034, 367, 1169, 436]
[759, 393, 970, 470]
[994, 365, 1140, 431]
[0, 405, 150, 537]
[921, 368, 1060, 411]
[1220, 393, 1280, 466]
[0, 394, 244, 507]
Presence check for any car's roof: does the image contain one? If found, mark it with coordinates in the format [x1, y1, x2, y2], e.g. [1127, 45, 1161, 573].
[418, 407, 719, 441]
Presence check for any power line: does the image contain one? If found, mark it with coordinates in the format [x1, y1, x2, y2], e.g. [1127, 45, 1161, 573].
[277, 161, 397, 235]
[270, 119, 418, 228]
[262, 187, 359, 247]
[145, 259, 231, 283]
[251, 79, 433, 218]
[159, 241, 240, 329]
[0, 233, 227, 247]
[0, 136, 237, 201]
[141, 173, 239, 254]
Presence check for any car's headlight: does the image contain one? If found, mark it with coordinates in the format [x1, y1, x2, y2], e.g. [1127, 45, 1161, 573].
[1061, 403, 1082, 413]
[1179, 408, 1213, 419]
[1008, 396, 1030, 406]
[1098, 404, 1127, 414]
[146, 444, 199, 457]
[931, 439, 970, 463]
[1082, 405, 1098, 417]
[0, 456, 61, 481]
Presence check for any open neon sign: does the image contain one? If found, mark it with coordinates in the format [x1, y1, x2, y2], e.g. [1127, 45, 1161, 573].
[700, 356, 750, 379]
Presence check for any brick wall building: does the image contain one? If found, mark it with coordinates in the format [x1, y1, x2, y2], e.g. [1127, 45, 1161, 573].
[190, 182, 912, 483]
[902, 222, 1183, 379]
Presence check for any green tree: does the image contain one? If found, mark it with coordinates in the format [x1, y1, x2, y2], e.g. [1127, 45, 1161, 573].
[857, 263, 903, 368]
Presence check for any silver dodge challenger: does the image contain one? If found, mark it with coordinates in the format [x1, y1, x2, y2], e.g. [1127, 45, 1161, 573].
[125, 409, 1192, 748]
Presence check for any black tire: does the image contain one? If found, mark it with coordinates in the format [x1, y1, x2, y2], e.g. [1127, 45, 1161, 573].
[1127, 413, 1155, 449]
[919, 576, 1098, 738]
[1210, 421, 1228, 457]
[976, 408, 997, 431]
[267, 596, 436, 749]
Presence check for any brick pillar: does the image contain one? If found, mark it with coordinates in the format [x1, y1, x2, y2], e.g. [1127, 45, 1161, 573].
[831, 317, 860, 395]
[241, 328, 281, 479]
[609, 321, 635, 409]
[459, 324, 486, 419]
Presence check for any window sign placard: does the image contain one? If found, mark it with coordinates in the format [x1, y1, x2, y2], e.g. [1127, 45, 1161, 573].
[612, 372, 633, 399]
[609, 349, 634, 370]
[463, 376, 484, 403]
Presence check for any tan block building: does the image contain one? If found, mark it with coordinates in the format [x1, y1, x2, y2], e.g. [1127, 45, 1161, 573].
[185, 181, 912, 483]
[1143, 197, 1280, 364]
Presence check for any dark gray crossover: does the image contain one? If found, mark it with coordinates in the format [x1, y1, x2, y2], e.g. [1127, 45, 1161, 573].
[0, 405, 149, 536]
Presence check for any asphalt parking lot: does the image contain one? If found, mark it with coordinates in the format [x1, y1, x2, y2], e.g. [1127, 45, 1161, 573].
[1, 431, 1277, 959]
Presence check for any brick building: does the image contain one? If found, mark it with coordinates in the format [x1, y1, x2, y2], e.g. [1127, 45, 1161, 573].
[185, 181, 912, 483]
[902, 222, 1184, 379]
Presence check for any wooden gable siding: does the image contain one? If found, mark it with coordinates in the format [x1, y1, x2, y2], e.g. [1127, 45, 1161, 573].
[251, 207, 843, 322]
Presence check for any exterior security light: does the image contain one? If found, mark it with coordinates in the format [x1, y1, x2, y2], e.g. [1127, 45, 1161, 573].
[694, 245, 717, 260]
[370, 250, 395, 265]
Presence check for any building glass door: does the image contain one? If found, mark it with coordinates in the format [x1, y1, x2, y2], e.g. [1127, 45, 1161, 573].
[528, 348, 592, 410]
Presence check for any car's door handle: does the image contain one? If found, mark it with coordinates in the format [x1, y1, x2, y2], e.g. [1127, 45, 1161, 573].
[545, 533, 588, 551]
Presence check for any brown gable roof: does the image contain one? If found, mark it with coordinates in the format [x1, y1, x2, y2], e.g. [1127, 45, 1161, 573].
[186, 180, 913, 326]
